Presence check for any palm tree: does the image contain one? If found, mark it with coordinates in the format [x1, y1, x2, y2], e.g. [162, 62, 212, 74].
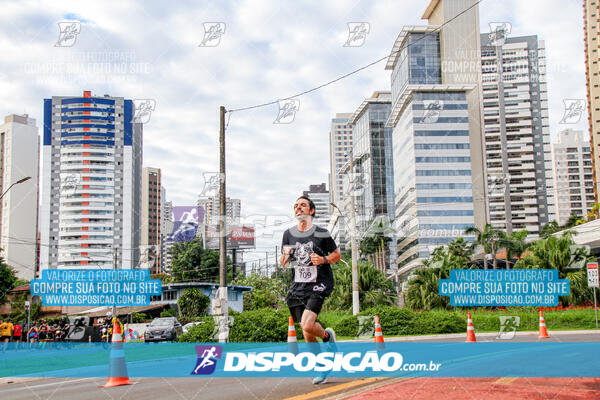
[404, 266, 451, 310]
[540, 221, 561, 238]
[499, 229, 529, 269]
[448, 237, 473, 259]
[465, 224, 505, 269]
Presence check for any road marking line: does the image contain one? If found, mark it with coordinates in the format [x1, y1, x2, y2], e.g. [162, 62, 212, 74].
[0, 377, 96, 393]
[283, 377, 386, 400]
[494, 377, 519, 385]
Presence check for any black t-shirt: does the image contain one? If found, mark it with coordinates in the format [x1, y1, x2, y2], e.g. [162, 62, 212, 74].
[281, 225, 338, 298]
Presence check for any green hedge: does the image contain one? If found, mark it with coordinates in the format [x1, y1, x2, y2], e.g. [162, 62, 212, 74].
[333, 306, 600, 337]
[178, 306, 600, 342]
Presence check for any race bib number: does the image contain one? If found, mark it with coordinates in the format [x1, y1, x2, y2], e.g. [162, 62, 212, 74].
[295, 265, 317, 283]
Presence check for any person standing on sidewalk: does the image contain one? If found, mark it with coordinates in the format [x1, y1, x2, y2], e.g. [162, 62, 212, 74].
[0, 319, 13, 343]
[280, 195, 341, 384]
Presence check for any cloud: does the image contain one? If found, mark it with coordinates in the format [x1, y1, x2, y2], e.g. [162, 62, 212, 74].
[0, 0, 588, 265]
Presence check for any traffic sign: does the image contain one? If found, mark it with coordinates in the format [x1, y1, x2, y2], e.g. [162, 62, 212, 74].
[587, 263, 599, 288]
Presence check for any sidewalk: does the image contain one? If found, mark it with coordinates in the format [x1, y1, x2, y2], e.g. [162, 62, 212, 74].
[346, 329, 600, 342]
[341, 377, 600, 400]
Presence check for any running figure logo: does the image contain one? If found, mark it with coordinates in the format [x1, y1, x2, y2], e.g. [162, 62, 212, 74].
[497, 316, 520, 340]
[191, 345, 223, 375]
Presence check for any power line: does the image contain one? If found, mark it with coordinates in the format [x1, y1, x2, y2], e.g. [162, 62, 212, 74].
[226, 0, 484, 114]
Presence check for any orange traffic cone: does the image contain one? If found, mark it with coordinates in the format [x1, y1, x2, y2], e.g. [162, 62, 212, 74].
[100, 318, 135, 388]
[374, 315, 385, 351]
[538, 311, 550, 339]
[466, 312, 477, 342]
[287, 316, 299, 354]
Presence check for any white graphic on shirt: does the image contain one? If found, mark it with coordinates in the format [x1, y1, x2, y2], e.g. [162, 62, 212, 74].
[294, 242, 317, 283]
[294, 242, 314, 266]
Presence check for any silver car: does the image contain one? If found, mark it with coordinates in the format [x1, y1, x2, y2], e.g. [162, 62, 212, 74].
[144, 317, 183, 342]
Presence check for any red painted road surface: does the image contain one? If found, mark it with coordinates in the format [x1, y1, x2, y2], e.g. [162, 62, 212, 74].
[347, 378, 600, 400]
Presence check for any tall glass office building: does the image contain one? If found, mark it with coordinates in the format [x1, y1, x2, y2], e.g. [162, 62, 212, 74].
[349, 92, 396, 269]
[386, 10, 485, 275]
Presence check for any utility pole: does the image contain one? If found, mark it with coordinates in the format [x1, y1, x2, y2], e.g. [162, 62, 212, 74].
[112, 248, 118, 318]
[275, 246, 279, 278]
[349, 148, 360, 315]
[217, 105, 228, 342]
[265, 251, 269, 277]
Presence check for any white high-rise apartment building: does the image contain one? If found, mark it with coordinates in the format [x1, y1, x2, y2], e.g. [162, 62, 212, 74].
[328, 113, 353, 248]
[303, 183, 330, 228]
[481, 34, 555, 236]
[552, 129, 595, 225]
[0, 114, 39, 280]
[40, 90, 143, 270]
[197, 194, 241, 227]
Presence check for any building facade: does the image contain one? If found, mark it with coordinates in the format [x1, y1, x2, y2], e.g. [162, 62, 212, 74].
[141, 167, 161, 273]
[161, 200, 174, 272]
[40, 90, 143, 270]
[0, 114, 40, 280]
[197, 194, 241, 227]
[552, 129, 595, 225]
[584, 0, 600, 203]
[328, 113, 353, 248]
[302, 183, 330, 228]
[349, 91, 396, 267]
[386, 0, 486, 276]
[481, 34, 555, 236]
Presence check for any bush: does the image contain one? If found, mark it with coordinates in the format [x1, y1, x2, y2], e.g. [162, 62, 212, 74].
[160, 309, 177, 318]
[178, 317, 216, 342]
[177, 288, 210, 317]
[413, 311, 464, 334]
[333, 315, 359, 337]
[360, 305, 416, 336]
[229, 308, 290, 342]
[131, 312, 147, 323]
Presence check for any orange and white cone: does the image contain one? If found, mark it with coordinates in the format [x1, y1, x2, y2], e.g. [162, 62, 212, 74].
[466, 312, 476, 343]
[287, 316, 299, 354]
[100, 318, 134, 388]
[538, 311, 550, 339]
[374, 315, 385, 351]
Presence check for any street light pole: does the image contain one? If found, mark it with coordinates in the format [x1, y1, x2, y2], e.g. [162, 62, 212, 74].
[0, 176, 32, 200]
[331, 187, 360, 315]
[348, 156, 360, 315]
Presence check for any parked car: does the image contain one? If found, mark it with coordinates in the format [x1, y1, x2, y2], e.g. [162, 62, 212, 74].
[144, 317, 183, 342]
[182, 321, 204, 334]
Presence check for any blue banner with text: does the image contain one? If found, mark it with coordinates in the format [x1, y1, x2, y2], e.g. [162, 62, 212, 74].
[438, 269, 569, 306]
[30, 269, 162, 306]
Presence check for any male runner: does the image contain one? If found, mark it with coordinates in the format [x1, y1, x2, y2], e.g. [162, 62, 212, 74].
[280, 196, 341, 384]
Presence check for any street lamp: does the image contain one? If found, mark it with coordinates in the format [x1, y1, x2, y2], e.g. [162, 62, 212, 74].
[331, 200, 360, 315]
[0, 176, 31, 200]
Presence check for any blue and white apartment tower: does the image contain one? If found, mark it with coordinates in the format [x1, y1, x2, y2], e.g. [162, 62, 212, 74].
[387, 0, 488, 280]
[40, 90, 143, 270]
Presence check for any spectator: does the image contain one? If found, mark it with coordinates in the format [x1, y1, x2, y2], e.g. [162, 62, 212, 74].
[12, 321, 23, 344]
[38, 320, 48, 342]
[28, 323, 39, 343]
[0, 319, 14, 343]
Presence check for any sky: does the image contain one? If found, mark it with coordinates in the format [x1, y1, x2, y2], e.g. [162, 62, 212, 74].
[0, 0, 589, 267]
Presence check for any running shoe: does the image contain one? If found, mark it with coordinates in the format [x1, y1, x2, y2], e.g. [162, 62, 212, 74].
[324, 328, 337, 352]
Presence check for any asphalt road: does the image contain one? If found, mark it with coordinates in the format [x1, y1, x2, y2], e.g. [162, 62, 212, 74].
[1, 331, 598, 400]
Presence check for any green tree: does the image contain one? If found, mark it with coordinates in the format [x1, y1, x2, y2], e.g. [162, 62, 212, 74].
[0, 257, 17, 305]
[169, 238, 220, 282]
[324, 259, 395, 311]
[177, 288, 211, 317]
[404, 266, 451, 311]
[540, 221, 561, 238]
[447, 237, 473, 260]
[465, 224, 506, 269]
[500, 229, 529, 269]
[232, 273, 286, 311]
[514, 232, 592, 278]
